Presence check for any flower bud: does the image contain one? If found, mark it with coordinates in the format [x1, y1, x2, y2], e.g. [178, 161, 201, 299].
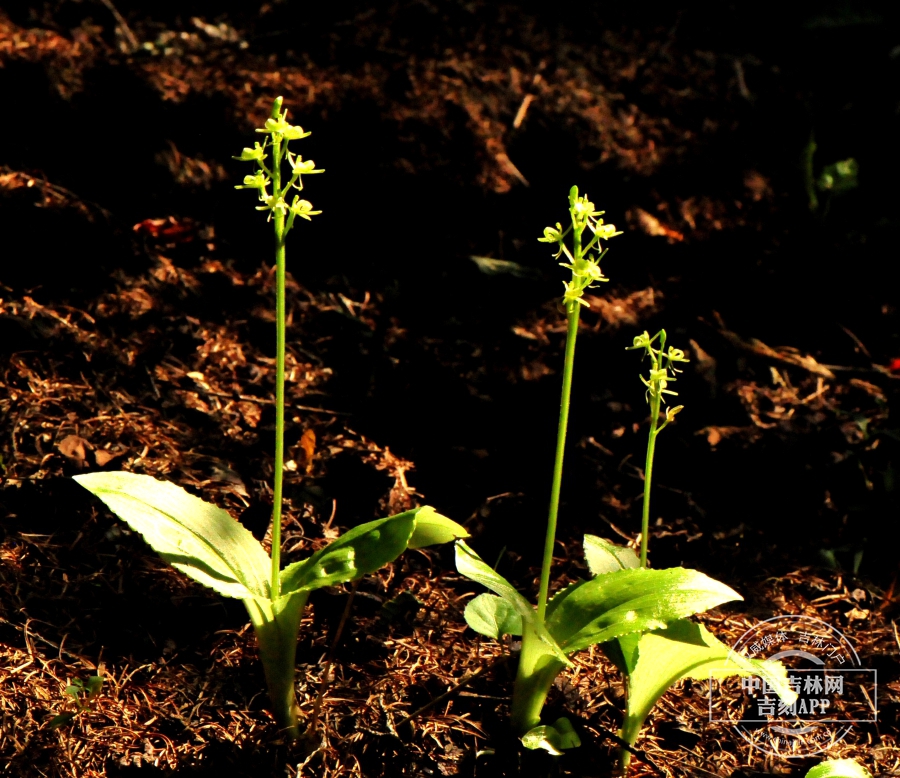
[665, 405, 685, 422]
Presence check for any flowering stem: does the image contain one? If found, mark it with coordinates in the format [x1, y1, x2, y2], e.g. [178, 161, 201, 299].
[534, 186, 619, 621]
[537, 301, 580, 622]
[235, 97, 322, 596]
[270, 98, 285, 598]
[628, 330, 687, 569]
[640, 386, 661, 569]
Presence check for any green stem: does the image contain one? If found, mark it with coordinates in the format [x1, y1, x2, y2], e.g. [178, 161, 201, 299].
[537, 301, 580, 621]
[244, 591, 309, 737]
[640, 389, 661, 568]
[271, 102, 286, 598]
[510, 624, 567, 734]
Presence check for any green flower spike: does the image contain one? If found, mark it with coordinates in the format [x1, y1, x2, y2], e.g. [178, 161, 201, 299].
[539, 186, 621, 309]
[627, 329, 690, 567]
[237, 97, 323, 230]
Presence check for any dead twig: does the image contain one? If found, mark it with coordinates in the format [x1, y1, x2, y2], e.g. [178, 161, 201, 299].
[96, 0, 140, 53]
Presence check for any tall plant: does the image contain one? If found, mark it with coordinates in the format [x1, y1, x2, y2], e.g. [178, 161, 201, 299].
[455, 187, 794, 759]
[234, 95, 323, 590]
[74, 97, 468, 737]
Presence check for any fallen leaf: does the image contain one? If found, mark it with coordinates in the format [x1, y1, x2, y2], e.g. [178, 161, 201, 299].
[629, 208, 684, 242]
[696, 425, 762, 448]
[584, 287, 660, 328]
[239, 400, 261, 428]
[57, 435, 92, 468]
[469, 256, 541, 280]
[94, 450, 119, 467]
[297, 428, 316, 474]
[132, 216, 197, 242]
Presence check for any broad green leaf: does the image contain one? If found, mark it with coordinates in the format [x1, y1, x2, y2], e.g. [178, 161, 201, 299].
[806, 760, 872, 778]
[583, 535, 639, 576]
[74, 472, 271, 601]
[464, 593, 522, 638]
[619, 619, 796, 748]
[455, 541, 570, 665]
[407, 507, 469, 549]
[521, 717, 582, 755]
[546, 567, 741, 654]
[279, 510, 418, 595]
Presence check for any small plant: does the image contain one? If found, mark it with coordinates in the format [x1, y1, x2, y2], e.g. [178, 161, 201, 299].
[74, 97, 468, 738]
[48, 674, 104, 729]
[599, 331, 801, 770]
[626, 329, 687, 567]
[455, 187, 794, 760]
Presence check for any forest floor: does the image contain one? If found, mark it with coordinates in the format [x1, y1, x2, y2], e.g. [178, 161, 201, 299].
[2, 2, 900, 776]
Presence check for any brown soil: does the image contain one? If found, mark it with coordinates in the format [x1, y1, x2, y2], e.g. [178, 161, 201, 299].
[2, 3, 900, 776]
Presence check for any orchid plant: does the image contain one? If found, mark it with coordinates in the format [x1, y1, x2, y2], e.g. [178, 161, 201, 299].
[455, 187, 794, 762]
[75, 98, 467, 737]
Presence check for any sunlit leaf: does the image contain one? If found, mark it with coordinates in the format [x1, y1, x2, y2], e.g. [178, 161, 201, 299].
[546, 567, 741, 653]
[521, 717, 582, 754]
[618, 618, 796, 748]
[407, 507, 469, 549]
[805, 759, 873, 778]
[280, 511, 418, 594]
[464, 593, 522, 638]
[583, 535, 639, 576]
[74, 472, 271, 601]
